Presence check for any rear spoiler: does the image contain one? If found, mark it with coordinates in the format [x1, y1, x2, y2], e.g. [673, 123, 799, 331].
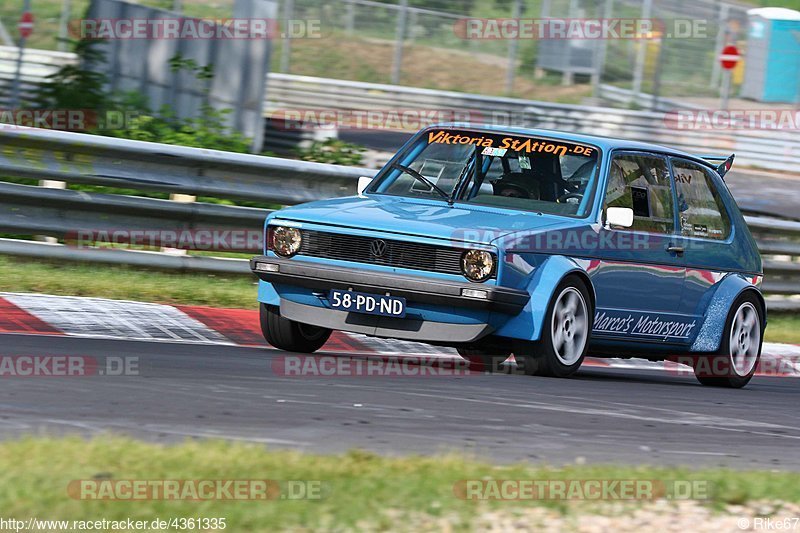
[696, 154, 735, 179]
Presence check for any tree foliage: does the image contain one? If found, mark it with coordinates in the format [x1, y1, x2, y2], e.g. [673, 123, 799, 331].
[33, 38, 251, 153]
[296, 138, 366, 166]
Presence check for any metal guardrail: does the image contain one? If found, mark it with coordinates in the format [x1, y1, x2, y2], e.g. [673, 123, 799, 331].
[0, 127, 798, 311]
[0, 238, 252, 274]
[517, 105, 800, 173]
[746, 216, 800, 299]
[0, 181, 270, 252]
[596, 85, 706, 112]
[0, 126, 365, 204]
[0, 46, 77, 106]
[4, 47, 800, 173]
[0, 126, 358, 274]
[264, 74, 800, 173]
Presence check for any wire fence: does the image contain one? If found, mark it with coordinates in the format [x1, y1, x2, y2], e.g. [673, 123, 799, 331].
[598, 0, 751, 101]
[0, 0, 759, 104]
[279, 0, 752, 103]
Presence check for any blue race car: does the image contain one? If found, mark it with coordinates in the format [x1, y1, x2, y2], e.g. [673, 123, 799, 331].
[251, 125, 765, 388]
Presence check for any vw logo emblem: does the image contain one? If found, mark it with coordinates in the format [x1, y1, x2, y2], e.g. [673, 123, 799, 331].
[370, 239, 387, 258]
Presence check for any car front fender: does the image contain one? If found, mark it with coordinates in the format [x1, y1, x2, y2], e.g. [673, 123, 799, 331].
[258, 279, 281, 306]
[494, 255, 595, 342]
[256, 213, 281, 306]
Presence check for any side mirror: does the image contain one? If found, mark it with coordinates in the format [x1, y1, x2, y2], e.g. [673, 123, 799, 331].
[606, 207, 634, 229]
[357, 176, 373, 195]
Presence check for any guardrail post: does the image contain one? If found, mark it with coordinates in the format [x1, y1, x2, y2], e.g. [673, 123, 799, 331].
[37, 180, 67, 244]
[162, 193, 196, 255]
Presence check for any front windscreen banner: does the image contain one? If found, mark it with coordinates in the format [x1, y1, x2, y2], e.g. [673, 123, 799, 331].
[424, 129, 597, 159]
[377, 127, 601, 217]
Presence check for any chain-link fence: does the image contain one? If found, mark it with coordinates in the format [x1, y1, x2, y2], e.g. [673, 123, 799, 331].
[596, 0, 750, 101]
[283, 0, 514, 90]
[280, 0, 753, 104]
[0, 0, 760, 105]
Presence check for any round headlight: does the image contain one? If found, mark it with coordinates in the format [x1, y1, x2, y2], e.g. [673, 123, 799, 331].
[461, 249, 494, 282]
[272, 226, 302, 257]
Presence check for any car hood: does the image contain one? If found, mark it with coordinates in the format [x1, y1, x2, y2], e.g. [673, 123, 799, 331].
[271, 195, 568, 245]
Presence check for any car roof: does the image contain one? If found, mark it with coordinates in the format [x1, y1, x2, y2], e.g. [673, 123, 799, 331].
[429, 122, 714, 168]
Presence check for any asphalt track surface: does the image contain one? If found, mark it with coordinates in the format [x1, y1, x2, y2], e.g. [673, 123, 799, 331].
[2, 333, 798, 470]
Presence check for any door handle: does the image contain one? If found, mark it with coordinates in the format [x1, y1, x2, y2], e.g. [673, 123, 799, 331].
[666, 245, 685, 256]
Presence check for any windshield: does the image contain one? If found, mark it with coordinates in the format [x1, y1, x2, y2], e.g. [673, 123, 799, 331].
[372, 128, 601, 217]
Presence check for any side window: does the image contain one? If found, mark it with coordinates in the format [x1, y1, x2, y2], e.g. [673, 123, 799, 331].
[671, 158, 732, 241]
[605, 153, 675, 234]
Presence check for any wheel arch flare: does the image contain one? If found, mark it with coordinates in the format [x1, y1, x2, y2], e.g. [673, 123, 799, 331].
[690, 273, 766, 353]
[494, 255, 597, 342]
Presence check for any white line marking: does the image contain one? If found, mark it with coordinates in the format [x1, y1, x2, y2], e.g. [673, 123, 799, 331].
[1, 292, 228, 344]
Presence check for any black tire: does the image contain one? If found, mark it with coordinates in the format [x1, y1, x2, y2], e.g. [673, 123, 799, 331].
[260, 303, 332, 353]
[456, 347, 511, 373]
[516, 276, 593, 378]
[693, 292, 764, 389]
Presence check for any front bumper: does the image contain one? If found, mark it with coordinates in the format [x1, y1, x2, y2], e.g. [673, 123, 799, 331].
[250, 256, 529, 315]
[278, 300, 493, 343]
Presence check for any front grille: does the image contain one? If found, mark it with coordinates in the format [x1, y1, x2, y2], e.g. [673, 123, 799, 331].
[297, 229, 493, 278]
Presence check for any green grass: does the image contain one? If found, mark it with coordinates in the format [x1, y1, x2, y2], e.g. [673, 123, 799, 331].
[756, 0, 800, 8]
[0, 254, 257, 308]
[1, 254, 799, 343]
[763, 314, 800, 345]
[2, 435, 800, 531]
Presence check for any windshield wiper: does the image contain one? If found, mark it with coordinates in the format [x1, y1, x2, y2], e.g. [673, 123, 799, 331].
[448, 150, 476, 206]
[391, 163, 450, 201]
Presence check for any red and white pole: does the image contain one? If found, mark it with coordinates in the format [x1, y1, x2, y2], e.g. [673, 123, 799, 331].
[10, 0, 34, 109]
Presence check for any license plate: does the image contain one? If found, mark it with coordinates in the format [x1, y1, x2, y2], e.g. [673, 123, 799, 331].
[328, 289, 406, 317]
